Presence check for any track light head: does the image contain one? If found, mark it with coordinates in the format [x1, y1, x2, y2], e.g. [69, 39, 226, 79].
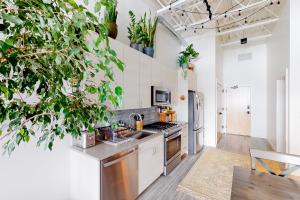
[238, 10, 241, 16]
[277, 0, 280, 5]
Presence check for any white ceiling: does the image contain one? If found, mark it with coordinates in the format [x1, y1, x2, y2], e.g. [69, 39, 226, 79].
[155, 0, 286, 45]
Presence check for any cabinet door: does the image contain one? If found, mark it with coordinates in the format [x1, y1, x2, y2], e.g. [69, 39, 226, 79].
[151, 60, 163, 87]
[109, 38, 124, 110]
[123, 47, 140, 109]
[138, 135, 164, 194]
[139, 55, 152, 108]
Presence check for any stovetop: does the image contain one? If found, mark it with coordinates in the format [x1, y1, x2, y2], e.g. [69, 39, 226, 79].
[143, 122, 181, 136]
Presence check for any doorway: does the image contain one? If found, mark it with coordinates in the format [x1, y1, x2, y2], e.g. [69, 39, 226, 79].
[226, 86, 251, 136]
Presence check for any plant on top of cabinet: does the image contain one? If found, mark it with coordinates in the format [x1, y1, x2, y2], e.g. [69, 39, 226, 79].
[102, 0, 118, 39]
[141, 12, 158, 58]
[178, 44, 199, 78]
[0, 0, 124, 155]
[127, 11, 144, 51]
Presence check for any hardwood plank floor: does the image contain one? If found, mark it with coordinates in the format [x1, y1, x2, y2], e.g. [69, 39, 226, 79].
[139, 134, 272, 200]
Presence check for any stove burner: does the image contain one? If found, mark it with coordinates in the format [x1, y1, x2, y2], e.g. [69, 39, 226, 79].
[144, 122, 178, 130]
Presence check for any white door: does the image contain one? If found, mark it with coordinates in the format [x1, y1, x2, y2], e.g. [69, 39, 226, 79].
[217, 84, 225, 143]
[226, 86, 251, 136]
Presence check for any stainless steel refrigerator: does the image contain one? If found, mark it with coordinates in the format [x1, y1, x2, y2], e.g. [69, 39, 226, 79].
[188, 91, 204, 154]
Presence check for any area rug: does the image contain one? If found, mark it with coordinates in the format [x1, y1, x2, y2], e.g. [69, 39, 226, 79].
[177, 147, 287, 200]
[177, 147, 251, 200]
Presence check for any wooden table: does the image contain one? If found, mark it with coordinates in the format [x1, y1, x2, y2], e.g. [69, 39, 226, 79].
[231, 166, 300, 200]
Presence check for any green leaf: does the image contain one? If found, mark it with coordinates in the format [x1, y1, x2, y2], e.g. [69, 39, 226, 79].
[95, 1, 102, 13]
[19, 129, 25, 136]
[48, 141, 53, 151]
[24, 135, 30, 143]
[115, 86, 123, 96]
[2, 14, 23, 25]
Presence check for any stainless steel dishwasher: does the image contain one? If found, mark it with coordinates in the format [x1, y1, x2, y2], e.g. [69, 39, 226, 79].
[101, 147, 138, 200]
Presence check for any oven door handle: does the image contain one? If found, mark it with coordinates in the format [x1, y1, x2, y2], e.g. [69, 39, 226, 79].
[166, 131, 182, 141]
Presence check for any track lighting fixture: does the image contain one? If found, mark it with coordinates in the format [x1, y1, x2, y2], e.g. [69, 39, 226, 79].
[194, 29, 197, 34]
[169, 3, 171, 11]
[202, 24, 204, 29]
[277, 0, 280, 5]
[238, 10, 241, 16]
[245, 18, 247, 24]
[225, 12, 227, 18]
[270, 1, 273, 5]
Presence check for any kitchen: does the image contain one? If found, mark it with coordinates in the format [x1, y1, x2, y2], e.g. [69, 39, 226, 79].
[70, 37, 204, 200]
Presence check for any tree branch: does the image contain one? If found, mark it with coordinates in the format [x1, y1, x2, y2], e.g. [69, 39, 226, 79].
[0, 112, 56, 141]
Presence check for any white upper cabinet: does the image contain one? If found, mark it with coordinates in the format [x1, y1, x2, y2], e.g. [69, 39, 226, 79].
[151, 60, 164, 87]
[109, 39, 124, 88]
[123, 46, 140, 109]
[108, 38, 178, 110]
[139, 55, 152, 108]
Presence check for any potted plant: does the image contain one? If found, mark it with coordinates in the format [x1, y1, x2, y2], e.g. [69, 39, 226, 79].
[127, 11, 144, 51]
[0, 0, 124, 154]
[102, 0, 118, 39]
[178, 44, 199, 78]
[141, 13, 158, 57]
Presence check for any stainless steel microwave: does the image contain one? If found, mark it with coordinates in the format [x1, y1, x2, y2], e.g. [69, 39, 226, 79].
[151, 86, 171, 106]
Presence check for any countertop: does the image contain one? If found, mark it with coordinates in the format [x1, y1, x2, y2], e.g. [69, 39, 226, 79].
[71, 130, 163, 161]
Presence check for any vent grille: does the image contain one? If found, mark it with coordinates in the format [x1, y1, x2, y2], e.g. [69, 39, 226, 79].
[238, 53, 252, 61]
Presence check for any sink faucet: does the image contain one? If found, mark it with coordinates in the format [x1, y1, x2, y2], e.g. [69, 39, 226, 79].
[128, 113, 142, 129]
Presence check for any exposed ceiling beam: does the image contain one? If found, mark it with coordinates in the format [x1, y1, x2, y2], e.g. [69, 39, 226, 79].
[217, 18, 278, 36]
[157, 0, 192, 16]
[175, 0, 271, 31]
[221, 34, 272, 47]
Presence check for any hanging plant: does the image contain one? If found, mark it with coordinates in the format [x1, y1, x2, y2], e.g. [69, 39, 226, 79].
[0, 0, 125, 155]
[178, 44, 199, 78]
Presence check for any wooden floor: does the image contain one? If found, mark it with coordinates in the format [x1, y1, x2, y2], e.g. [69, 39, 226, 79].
[217, 133, 273, 154]
[138, 134, 272, 200]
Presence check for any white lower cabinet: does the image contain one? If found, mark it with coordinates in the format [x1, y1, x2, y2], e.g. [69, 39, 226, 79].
[138, 135, 164, 194]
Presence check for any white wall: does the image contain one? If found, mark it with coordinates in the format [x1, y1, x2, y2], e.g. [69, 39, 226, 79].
[289, 0, 300, 157]
[267, 0, 290, 148]
[187, 31, 217, 147]
[223, 43, 268, 139]
[0, 138, 70, 200]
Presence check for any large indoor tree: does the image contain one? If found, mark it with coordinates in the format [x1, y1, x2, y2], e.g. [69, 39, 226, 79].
[0, 0, 124, 155]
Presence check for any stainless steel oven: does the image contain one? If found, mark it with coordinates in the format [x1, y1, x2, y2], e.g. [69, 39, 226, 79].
[164, 129, 182, 175]
[151, 86, 171, 106]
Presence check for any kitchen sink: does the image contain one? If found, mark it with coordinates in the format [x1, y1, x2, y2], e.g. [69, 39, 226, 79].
[126, 131, 155, 140]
